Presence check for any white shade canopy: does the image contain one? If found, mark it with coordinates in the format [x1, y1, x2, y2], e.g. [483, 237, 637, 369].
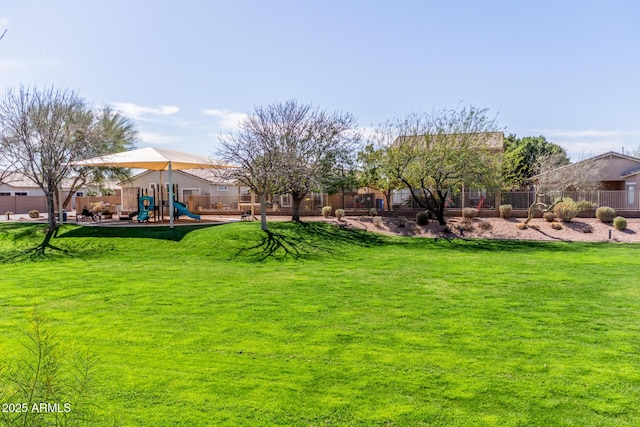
[74, 147, 231, 228]
[73, 147, 226, 170]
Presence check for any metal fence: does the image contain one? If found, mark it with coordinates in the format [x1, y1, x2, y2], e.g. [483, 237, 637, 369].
[501, 190, 638, 211]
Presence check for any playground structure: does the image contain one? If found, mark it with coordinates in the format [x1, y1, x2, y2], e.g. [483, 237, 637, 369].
[126, 183, 200, 223]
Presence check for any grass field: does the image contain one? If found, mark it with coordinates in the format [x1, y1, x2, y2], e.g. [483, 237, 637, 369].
[1, 221, 640, 426]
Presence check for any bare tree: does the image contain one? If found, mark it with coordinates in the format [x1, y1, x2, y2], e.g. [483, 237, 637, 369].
[0, 86, 131, 235]
[276, 102, 360, 221]
[384, 106, 503, 225]
[218, 100, 360, 229]
[218, 110, 282, 232]
[524, 153, 604, 224]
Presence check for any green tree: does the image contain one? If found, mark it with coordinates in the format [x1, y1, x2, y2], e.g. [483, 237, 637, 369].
[502, 134, 569, 190]
[386, 106, 503, 225]
[357, 143, 404, 211]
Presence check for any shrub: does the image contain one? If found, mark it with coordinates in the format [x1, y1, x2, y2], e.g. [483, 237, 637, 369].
[553, 199, 579, 222]
[582, 225, 593, 233]
[543, 211, 556, 222]
[551, 222, 563, 230]
[478, 221, 492, 231]
[462, 207, 478, 220]
[499, 204, 512, 219]
[397, 216, 407, 227]
[102, 209, 111, 216]
[28, 210, 40, 218]
[459, 220, 475, 233]
[372, 216, 383, 228]
[576, 200, 597, 211]
[516, 223, 528, 230]
[529, 224, 540, 230]
[335, 209, 345, 221]
[613, 216, 627, 231]
[369, 207, 378, 216]
[321, 206, 332, 218]
[416, 211, 430, 225]
[596, 206, 616, 223]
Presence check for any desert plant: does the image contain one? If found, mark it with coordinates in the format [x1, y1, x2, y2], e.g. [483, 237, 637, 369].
[478, 221, 492, 231]
[0, 311, 99, 426]
[543, 211, 556, 222]
[613, 216, 627, 231]
[372, 216, 383, 228]
[575, 200, 597, 211]
[397, 216, 407, 227]
[28, 210, 40, 218]
[4, 211, 12, 220]
[596, 206, 616, 223]
[462, 207, 478, 220]
[516, 223, 528, 230]
[321, 206, 332, 218]
[553, 199, 579, 222]
[101, 209, 112, 217]
[416, 211, 430, 226]
[551, 222, 562, 230]
[499, 204, 512, 219]
[459, 219, 475, 233]
[582, 225, 594, 233]
[369, 207, 378, 216]
[335, 209, 345, 221]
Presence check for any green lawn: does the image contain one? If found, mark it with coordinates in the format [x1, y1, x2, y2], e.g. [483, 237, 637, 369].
[1, 221, 640, 426]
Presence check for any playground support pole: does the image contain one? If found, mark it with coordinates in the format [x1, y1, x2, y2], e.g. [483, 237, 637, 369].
[168, 161, 174, 228]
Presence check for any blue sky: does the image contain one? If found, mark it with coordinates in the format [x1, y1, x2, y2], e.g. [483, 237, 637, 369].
[1, 1, 639, 160]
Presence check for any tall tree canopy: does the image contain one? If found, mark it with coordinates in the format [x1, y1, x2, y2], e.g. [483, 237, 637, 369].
[357, 142, 404, 212]
[502, 134, 570, 190]
[219, 99, 360, 230]
[381, 106, 503, 225]
[0, 86, 137, 232]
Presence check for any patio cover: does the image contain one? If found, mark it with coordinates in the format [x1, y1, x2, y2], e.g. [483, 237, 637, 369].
[74, 147, 230, 228]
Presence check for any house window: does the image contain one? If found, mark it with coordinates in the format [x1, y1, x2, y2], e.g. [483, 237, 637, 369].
[14, 192, 27, 196]
[217, 185, 228, 192]
[182, 188, 200, 199]
[76, 192, 84, 197]
[0, 192, 10, 196]
[280, 194, 291, 207]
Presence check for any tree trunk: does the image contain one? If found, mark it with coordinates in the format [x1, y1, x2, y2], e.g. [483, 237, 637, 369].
[291, 195, 306, 222]
[385, 191, 393, 212]
[259, 192, 269, 232]
[46, 194, 57, 231]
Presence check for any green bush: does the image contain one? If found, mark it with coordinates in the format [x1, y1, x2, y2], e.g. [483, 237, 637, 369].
[372, 216, 383, 228]
[553, 199, 579, 222]
[576, 200, 597, 211]
[369, 207, 378, 216]
[499, 204, 512, 219]
[613, 216, 627, 231]
[28, 210, 40, 218]
[397, 216, 407, 227]
[462, 207, 478, 219]
[335, 209, 345, 220]
[321, 206, 332, 218]
[543, 211, 556, 222]
[596, 206, 616, 223]
[416, 211, 430, 225]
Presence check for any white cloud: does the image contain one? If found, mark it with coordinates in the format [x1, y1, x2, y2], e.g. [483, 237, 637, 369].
[111, 102, 179, 121]
[0, 58, 59, 71]
[138, 132, 178, 145]
[202, 109, 246, 130]
[530, 128, 640, 160]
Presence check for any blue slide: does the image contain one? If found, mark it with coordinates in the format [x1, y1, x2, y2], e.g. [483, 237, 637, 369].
[173, 201, 201, 220]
